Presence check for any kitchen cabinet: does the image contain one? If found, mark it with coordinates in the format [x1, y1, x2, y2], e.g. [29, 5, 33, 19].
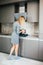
[27, 2, 39, 22]
[0, 36, 39, 60]
[0, 36, 43, 61]
[19, 39, 24, 56]
[38, 40, 43, 61]
[0, 4, 14, 23]
[0, 37, 12, 53]
[19, 39, 39, 60]
[0, 37, 21, 55]
[0, 0, 26, 5]
[0, 37, 2, 51]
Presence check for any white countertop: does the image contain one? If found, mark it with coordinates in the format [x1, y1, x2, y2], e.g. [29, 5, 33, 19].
[0, 35, 43, 41]
[20, 36, 39, 40]
[0, 35, 11, 38]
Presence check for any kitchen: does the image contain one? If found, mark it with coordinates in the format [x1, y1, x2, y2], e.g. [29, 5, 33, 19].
[0, 0, 43, 64]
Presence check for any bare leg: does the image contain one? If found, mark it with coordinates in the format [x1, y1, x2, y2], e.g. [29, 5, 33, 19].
[15, 44, 19, 56]
[10, 44, 16, 56]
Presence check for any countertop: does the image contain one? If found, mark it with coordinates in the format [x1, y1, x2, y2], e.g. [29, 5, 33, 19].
[0, 35, 43, 41]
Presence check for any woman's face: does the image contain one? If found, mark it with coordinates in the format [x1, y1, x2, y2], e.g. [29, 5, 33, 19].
[19, 17, 25, 24]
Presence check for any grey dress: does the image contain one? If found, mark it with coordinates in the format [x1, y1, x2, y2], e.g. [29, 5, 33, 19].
[11, 22, 20, 44]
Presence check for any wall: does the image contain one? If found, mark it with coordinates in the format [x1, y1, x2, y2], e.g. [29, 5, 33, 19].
[39, 0, 43, 39]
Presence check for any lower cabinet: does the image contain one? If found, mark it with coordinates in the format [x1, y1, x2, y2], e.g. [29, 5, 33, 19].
[0, 37, 43, 61]
[39, 40, 43, 61]
[0, 37, 2, 51]
[19, 39, 39, 60]
[0, 37, 12, 53]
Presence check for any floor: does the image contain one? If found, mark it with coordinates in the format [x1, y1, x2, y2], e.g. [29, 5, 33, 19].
[0, 52, 43, 65]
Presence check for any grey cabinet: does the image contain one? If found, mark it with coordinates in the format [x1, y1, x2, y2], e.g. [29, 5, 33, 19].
[0, 37, 43, 61]
[20, 39, 39, 60]
[0, 0, 24, 5]
[0, 37, 12, 53]
[39, 40, 43, 61]
[19, 39, 24, 56]
[0, 37, 2, 51]
[27, 2, 39, 22]
[0, 37, 21, 55]
[0, 4, 14, 23]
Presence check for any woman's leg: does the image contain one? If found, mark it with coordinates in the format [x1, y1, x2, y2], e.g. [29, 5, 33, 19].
[10, 44, 16, 56]
[15, 44, 19, 56]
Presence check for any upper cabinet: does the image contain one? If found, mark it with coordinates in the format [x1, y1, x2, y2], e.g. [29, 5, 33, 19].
[0, 4, 14, 23]
[0, 0, 27, 5]
[0, 1, 39, 23]
[27, 2, 39, 22]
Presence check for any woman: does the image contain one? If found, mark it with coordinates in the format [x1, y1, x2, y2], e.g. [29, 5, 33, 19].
[9, 16, 25, 60]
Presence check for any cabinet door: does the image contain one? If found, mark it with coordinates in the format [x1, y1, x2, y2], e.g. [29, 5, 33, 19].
[0, 37, 12, 53]
[0, 37, 2, 51]
[27, 2, 39, 22]
[20, 39, 39, 60]
[19, 39, 23, 56]
[0, 0, 24, 5]
[0, 5, 14, 23]
[39, 40, 43, 61]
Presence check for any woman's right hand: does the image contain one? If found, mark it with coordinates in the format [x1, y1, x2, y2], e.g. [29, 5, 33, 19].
[21, 30, 26, 34]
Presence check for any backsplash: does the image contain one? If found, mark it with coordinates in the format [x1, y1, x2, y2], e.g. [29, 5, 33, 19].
[24, 22, 34, 35]
[1, 23, 13, 35]
[25, 22, 39, 36]
[34, 22, 39, 34]
[0, 22, 34, 36]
